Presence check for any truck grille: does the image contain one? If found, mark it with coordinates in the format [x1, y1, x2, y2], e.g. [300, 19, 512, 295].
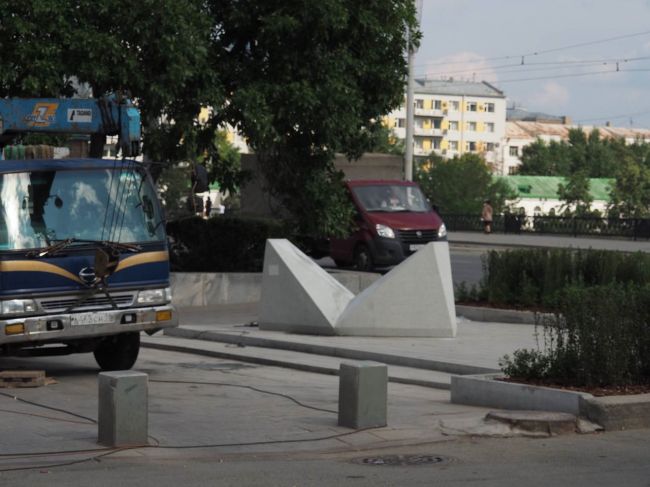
[39, 294, 135, 312]
[396, 229, 438, 244]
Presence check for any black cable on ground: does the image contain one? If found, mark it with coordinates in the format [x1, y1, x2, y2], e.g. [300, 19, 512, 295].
[150, 378, 338, 414]
[0, 428, 378, 473]
[0, 391, 96, 424]
[0, 376, 349, 472]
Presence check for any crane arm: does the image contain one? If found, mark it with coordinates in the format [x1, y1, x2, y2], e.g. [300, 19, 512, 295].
[0, 94, 141, 157]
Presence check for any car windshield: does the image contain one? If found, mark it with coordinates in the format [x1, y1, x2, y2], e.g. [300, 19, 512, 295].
[0, 167, 165, 250]
[351, 185, 431, 213]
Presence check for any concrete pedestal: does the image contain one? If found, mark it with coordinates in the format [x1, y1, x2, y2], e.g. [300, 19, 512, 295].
[98, 371, 148, 447]
[338, 362, 387, 429]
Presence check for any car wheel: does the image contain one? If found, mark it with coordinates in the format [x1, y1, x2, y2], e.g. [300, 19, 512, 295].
[354, 244, 374, 272]
[93, 332, 140, 371]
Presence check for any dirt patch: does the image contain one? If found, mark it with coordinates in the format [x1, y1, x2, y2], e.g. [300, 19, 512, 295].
[498, 377, 650, 397]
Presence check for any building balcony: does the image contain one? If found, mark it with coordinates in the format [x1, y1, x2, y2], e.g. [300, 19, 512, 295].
[414, 108, 445, 117]
[414, 127, 445, 137]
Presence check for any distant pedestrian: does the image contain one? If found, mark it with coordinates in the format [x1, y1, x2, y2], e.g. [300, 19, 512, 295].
[482, 200, 493, 234]
[204, 197, 212, 218]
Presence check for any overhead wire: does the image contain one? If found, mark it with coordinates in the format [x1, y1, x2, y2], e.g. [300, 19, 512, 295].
[412, 29, 650, 68]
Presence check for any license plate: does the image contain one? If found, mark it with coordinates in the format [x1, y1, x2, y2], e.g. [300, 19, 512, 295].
[71, 311, 113, 326]
[409, 244, 425, 251]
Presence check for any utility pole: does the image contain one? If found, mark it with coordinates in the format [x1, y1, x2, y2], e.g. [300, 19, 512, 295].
[404, 0, 422, 181]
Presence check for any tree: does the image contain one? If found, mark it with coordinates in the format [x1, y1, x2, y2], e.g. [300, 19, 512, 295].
[609, 155, 650, 218]
[415, 153, 516, 214]
[205, 0, 419, 235]
[0, 0, 418, 236]
[557, 170, 593, 215]
[367, 124, 405, 155]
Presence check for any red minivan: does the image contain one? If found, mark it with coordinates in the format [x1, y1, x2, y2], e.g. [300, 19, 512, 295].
[330, 180, 447, 270]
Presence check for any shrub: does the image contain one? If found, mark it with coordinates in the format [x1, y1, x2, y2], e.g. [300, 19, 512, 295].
[166, 216, 291, 272]
[478, 248, 650, 309]
[500, 283, 650, 387]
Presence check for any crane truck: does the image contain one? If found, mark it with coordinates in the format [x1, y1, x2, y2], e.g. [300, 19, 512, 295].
[0, 95, 178, 370]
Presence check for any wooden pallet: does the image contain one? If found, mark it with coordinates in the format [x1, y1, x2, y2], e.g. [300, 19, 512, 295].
[0, 370, 46, 388]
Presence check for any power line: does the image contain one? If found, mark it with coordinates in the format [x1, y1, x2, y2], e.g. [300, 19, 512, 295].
[576, 109, 650, 123]
[417, 56, 650, 78]
[413, 29, 650, 69]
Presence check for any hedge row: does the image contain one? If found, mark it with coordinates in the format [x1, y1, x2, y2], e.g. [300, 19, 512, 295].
[459, 248, 650, 309]
[166, 216, 291, 272]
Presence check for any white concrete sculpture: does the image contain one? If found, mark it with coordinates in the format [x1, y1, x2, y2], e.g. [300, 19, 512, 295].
[259, 239, 354, 335]
[335, 242, 457, 337]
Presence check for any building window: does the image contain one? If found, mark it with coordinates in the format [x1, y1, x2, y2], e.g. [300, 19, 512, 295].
[486, 142, 495, 151]
[434, 100, 442, 110]
[485, 102, 495, 113]
[508, 166, 518, 175]
[433, 138, 441, 150]
[450, 101, 460, 111]
[467, 102, 477, 112]
[509, 146, 519, 156]
[397, 118, 405, 128]
[449, 140, 459, 151]
[415, 99, 424, 109]
[466, 141, 477, 152]
[448, 121, 458, 131]
[467, 121, 477, 131]
[433, 119, 442, 129]
[486, 122, 495, 132]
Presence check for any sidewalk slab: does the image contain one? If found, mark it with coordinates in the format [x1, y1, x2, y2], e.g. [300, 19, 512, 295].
[142, 335, 454, 389]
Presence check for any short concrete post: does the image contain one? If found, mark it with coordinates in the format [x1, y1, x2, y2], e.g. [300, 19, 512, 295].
[98, 371, 148, 447]
[338, 361, 387, 429]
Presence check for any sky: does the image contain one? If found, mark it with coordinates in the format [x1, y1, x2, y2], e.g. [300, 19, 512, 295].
[415, 0, 650, 128]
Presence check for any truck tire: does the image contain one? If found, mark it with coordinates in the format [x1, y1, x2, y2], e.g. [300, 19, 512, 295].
[93, 332, 141, 371]
[354, 244, 374, 272]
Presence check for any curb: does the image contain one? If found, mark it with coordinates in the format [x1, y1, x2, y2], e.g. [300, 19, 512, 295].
[141, 339, 452, 389]
[163, 327, 498, 376]
[450, 374, 650, 431]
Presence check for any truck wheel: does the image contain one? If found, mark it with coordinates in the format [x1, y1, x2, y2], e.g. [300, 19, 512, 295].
[93, 332, 141, 371]
[354, 244, 374, 272]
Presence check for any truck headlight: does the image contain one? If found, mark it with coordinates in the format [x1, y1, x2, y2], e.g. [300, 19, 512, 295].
[136, 288, 171, 305]
[437, 223, 447, 239]
[375, 224, 395, 239]
[1, 299, 37, 316]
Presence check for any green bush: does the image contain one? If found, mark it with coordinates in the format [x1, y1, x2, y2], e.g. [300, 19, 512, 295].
[166, 216, 291, 272]
[479, 248, 650, 309]
[500, 283, 650, 387]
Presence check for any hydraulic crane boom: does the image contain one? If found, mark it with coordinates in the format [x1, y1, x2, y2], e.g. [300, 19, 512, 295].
[0, 94, 141, 157]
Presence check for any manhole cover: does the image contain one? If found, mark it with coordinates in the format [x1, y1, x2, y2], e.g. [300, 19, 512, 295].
[353, 454, 450, 467]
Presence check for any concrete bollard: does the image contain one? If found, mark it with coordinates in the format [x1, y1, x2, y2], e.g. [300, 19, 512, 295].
[338, 361, 387, 429]
[98, 371, 148, 447]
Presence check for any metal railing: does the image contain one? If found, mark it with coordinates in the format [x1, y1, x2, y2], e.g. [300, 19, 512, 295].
[442, 214, 650, 241]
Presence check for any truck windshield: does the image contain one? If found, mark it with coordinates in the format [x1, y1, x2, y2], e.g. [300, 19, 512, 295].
[352, 185, 431, 213]
[0, 168, 165, 250]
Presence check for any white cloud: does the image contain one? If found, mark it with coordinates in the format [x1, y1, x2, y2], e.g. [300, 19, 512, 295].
[416, 51, 500, 84]
[527, 81, 570, 110]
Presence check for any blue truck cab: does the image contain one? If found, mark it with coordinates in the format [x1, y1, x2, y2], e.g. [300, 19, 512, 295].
[0, 157, 177, 370]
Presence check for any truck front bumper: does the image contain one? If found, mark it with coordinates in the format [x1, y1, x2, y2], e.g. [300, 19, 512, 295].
[0, 305, 178, 347]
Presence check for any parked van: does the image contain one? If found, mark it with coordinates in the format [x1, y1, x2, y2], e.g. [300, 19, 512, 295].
[330, 180, 446, 270]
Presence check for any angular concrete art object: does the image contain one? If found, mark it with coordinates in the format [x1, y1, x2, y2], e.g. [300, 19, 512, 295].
[259, 239, 354, 335]
[336, 242, 457, 337]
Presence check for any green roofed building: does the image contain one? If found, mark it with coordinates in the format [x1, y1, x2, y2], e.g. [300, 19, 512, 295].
[495, 175, 614, 215]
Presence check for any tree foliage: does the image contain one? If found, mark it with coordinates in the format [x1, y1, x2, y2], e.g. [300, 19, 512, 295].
[518, 128, 650, 216]
[415, 153, 516, 214]
[0, 0, 417, 235]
